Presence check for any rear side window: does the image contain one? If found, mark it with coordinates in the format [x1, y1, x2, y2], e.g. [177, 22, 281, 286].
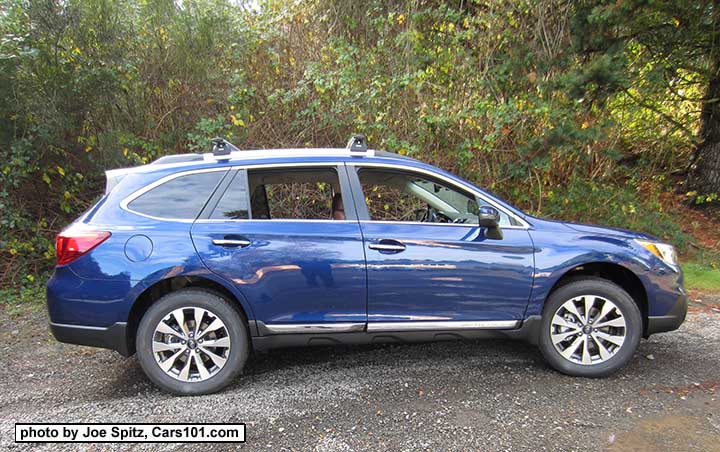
[127, 171, 225, 219]
[209, 167, 344, 220]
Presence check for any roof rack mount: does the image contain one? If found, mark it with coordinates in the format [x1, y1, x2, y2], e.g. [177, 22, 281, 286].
[211, 137, 240, 159]
[346, 134, 368, 152]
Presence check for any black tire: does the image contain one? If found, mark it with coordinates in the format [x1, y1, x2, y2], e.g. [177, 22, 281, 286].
[538, 278, 642, 378]
[136, 288, 249, 395]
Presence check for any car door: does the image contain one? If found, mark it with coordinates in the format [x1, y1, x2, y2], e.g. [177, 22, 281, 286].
[347, 163, 534, 330]
[190, 164, 367, 334]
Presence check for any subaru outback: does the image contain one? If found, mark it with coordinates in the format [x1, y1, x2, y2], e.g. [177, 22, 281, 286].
[47, 136, 687, 395]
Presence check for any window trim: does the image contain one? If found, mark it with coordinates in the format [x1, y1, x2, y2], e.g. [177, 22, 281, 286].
[120, 167, 230, 222]
[347, 162, 530, 229]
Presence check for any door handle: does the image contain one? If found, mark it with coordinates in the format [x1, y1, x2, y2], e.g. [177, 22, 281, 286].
[368, 240, 406, 253]
[212, 239, 251, 247]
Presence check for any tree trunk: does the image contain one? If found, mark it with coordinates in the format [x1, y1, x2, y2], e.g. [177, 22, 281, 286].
[688, 2, 720, 199]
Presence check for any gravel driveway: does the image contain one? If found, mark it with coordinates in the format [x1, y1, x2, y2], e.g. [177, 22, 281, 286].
[1, 293, 719, 451]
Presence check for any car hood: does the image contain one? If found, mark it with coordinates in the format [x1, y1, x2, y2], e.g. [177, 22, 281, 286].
[526, 216, 658, 241]
[560, 221, 657, 241]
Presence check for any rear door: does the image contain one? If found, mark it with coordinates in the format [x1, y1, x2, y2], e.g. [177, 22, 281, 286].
[348, 163, 534, 329]
[191, 163, 367, 334]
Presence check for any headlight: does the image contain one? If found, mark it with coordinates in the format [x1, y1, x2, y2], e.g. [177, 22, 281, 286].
[635, 240, 678, 267]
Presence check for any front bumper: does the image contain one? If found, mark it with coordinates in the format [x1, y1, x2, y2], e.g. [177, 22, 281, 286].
[646, 293, 688, 335]
[49, 322, 131, 356]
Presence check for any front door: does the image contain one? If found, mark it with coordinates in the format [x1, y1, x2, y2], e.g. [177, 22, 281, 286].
[191, 164, 367, 334]
[348, 164, 534, 330]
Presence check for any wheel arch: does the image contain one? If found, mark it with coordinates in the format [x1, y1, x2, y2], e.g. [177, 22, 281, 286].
[125, 275, 256, 355]
[544, 262, 649, 336]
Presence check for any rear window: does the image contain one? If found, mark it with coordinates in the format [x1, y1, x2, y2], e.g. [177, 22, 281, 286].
[127, 170, 225, 219]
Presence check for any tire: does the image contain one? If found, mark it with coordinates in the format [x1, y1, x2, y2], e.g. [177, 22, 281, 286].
[538, 278, 642, 378]
[136, 288, 249, 395]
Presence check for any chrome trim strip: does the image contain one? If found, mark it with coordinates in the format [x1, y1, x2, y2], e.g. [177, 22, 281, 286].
[366, 320, 520, 332]
[347, 162, 530, 229]
[368, 243, 406, 251]
[263, 322, 366, 334]
[212, 239, 251, 247]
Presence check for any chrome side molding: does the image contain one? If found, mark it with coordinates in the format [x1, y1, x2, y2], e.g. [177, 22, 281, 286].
[260, 322, 366, 335]
[258, 320, 520, 335]
[366, 320, 520, 332]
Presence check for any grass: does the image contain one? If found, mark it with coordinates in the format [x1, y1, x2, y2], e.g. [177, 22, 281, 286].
[682, 262, 720, 292]
[0, 280, 46, 317]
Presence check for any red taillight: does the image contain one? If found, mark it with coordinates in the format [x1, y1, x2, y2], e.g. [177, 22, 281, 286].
[56, 231, 111, 266]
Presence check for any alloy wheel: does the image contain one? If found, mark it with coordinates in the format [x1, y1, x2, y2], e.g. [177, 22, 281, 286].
[550, 295, 627, 365]
[151, 307, 231, 382]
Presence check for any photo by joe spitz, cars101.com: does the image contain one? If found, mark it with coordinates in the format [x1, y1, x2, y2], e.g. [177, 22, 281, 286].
[46, 135, 687, 396]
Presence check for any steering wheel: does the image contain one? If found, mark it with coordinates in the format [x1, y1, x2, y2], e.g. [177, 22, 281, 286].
[412, 206, 444, 223]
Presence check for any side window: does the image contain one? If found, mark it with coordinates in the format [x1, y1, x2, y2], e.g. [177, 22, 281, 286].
[213, 168, 343, 220]
[358, 168, 513, 226]
[210, 171, 250, 220]
[127, 171, 225, 219]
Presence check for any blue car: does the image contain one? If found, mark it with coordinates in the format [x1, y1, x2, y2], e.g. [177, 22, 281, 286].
[47, 136, 687, 395]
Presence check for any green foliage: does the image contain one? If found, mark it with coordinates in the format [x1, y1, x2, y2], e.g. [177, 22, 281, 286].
[0, 0, 713, 287]
[0, 276, 47, 316]
[682, 263, 720, 292]
[542, 176, 688, 247]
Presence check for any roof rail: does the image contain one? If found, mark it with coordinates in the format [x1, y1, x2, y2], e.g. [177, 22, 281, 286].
[151, 153, 204, 165]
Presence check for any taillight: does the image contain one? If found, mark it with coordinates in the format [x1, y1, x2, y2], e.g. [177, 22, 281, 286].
[56, 231, 111, 266]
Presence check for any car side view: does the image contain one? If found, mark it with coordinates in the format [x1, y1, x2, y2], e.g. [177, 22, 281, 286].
[47, 136, 688, 395]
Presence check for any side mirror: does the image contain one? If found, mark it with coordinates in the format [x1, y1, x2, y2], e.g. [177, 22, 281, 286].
[478, 206, 503, 240]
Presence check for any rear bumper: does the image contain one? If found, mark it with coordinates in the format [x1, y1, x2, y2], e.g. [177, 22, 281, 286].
[49, 322, 131, 356]
[646, 293, 688, 335]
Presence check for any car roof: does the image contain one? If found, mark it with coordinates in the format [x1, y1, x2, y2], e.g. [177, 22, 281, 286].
[112, 148, 419, 176]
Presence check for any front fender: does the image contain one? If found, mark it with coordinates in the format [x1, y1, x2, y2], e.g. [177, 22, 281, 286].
[525, 230, 659, 318]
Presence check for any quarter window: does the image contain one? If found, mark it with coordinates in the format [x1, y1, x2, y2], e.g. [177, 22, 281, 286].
[210, 171, 250, 220]
[128, 171, 225, 219]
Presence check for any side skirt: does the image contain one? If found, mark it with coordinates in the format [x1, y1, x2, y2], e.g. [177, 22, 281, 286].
[251, 317, 542, 352]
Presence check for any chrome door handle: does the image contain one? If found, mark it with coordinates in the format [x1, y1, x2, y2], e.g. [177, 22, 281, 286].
[212, 239, 251, 247]
[368, 241, 406, 252]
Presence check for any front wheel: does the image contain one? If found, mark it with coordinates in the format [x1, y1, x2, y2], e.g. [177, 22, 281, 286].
[136, 288, 249, 395]
[538, 278, 642, 377]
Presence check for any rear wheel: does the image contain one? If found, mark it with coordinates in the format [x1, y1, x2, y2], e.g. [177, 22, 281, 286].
[136, 288, 248, 395]
[538, 278, 642, 377]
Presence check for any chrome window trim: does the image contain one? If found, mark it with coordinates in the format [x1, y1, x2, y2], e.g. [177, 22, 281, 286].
[348, 162, 530, 229]
[366, 320, 520, 332]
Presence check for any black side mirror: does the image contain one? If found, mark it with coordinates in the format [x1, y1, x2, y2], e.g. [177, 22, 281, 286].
[478, 205, 503, 240]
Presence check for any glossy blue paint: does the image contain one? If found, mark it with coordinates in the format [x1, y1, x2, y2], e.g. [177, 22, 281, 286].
[46, 149, 686, 354]
[190, 220, 367, 324]
[360, 223, 534, 322]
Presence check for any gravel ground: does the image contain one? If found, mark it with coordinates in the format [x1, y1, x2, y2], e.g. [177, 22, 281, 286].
[1, 294, 719, 451]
